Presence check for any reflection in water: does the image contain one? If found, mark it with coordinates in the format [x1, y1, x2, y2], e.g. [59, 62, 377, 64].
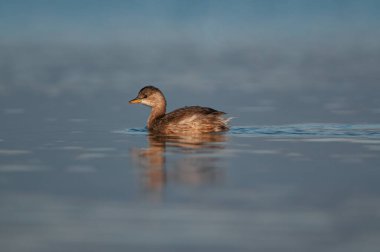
[131, 134, 227, 199]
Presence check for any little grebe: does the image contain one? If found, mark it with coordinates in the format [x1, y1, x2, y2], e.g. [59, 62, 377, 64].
[129, 86, 230, 135]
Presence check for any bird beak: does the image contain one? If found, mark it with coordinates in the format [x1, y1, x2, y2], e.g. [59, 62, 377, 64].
[129, 98, 142, 104]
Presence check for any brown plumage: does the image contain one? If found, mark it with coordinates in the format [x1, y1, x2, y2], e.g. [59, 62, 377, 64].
[129, 86, 230, 135]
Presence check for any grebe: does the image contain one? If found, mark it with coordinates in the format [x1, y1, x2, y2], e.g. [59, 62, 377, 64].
[129, 86, 230, 135]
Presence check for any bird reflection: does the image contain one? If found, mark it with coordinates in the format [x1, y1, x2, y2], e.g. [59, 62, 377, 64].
[131, 134, 227, 200]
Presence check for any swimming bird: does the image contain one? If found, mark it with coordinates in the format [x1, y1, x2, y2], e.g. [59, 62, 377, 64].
[129, 86, 230, 135]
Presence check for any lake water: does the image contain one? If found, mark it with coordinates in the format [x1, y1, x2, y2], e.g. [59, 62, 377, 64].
[1, 1, 380, 250]
[1, 120, 380, 252]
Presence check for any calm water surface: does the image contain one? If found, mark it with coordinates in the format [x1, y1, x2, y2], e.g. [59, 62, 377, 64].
[1, 122, 380, 252]
[2, 1, 380, 250]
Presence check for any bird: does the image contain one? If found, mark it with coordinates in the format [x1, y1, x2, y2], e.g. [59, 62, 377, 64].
[129, 86, 230, 135]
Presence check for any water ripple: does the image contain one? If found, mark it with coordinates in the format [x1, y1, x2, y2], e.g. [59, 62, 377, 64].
[115, 124, 380, 138]
[113, 128, 148, 135]
[230, 124, 380, 138]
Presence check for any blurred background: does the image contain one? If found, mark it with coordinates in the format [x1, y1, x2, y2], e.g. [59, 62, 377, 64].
[1, 0, 379, 128]
[1, 1, 380, 251]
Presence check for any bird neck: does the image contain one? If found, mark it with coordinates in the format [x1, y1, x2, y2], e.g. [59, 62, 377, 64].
[147, 103, 166, 129]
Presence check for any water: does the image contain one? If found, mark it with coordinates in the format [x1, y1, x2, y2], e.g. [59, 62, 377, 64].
[121, 124, 380, 138]
[1, 123, 380, 252]
[1, 1, 380, 250]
